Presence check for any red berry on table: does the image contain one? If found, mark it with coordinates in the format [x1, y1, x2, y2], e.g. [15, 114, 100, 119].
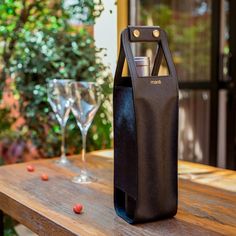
[73, 204, 83, 214]
[41, 173, 49, 181]
[27, 165, 35, 172]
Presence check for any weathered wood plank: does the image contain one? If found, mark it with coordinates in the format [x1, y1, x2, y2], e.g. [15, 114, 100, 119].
[0, 153, 235, 236]
[178, 160, 236, 192]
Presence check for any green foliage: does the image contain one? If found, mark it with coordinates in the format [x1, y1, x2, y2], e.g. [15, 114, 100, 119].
[0, 0, 113, 161]
[3, 215, 18, 236]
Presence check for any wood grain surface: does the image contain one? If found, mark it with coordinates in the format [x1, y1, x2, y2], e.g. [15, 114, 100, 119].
[0, 152, 235, 236]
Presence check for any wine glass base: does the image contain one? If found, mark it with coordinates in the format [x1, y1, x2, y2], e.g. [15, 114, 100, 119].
[55, 157, 71, 166]
[72, 173, 97, 184]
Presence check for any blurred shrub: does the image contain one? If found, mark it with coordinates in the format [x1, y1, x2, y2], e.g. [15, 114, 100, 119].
[0, 0, 113, 164]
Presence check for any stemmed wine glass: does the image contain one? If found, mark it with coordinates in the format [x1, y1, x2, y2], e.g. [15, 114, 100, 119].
[47, 79, 73, 165]
[70, 81, 101, 183]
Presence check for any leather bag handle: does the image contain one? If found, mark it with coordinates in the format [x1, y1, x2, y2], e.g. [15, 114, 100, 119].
[114, 26, 177, 86]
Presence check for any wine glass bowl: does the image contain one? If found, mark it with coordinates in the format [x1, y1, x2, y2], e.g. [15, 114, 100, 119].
[70, 81, 101, 183]
[71, 82, 100, 132]
[47, 79, 73, 165]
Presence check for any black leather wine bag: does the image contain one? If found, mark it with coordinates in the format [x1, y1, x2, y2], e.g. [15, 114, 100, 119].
[113, 26, 179, 224]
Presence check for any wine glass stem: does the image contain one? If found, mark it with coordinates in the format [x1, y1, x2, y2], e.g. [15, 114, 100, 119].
[81, 129, 88, 173]
[60, 123, 66, 161]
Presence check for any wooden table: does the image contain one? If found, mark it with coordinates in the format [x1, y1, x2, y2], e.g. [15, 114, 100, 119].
[0, 150, 235, 236]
